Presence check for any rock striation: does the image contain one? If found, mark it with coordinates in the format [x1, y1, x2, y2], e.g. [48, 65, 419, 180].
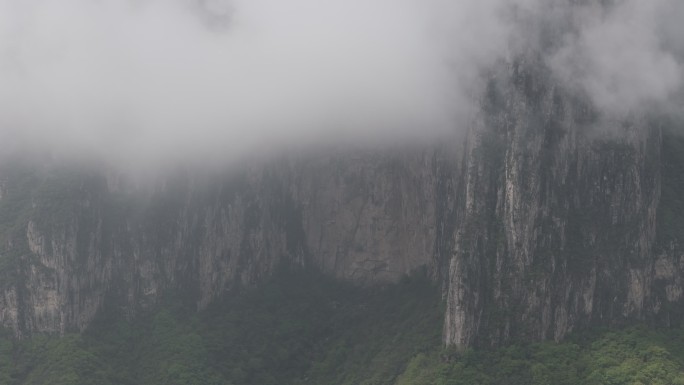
[0, 58, 682, 348]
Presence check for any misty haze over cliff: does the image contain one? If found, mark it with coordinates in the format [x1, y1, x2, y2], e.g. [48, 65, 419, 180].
[6, 3, 684, 374]
[0, 0, 683, 171]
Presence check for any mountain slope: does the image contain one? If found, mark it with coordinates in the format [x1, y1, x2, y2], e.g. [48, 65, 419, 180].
[0, 58, 683, 349]
[1, 270, 684, 385]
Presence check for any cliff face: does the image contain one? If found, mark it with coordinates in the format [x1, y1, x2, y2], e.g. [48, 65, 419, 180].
[443, 60, 666, 347]
[0, 58, 682, 347]
[0, 148, 459, 336]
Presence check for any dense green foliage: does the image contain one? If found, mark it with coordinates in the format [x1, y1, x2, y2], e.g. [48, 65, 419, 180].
[0, 269, 683, 384]
[397, 327, 684, 385]
[0, 269, 443, 385]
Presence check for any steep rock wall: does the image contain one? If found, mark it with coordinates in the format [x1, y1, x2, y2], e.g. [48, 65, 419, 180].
[0, 58, 682, 348]
[444, 59, 669, 347]
[0, 148, 461, 336]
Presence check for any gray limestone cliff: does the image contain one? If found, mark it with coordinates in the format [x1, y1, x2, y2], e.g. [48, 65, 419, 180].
[443, 59, 668, 348]
[0, 148, 457, 336]
[0, 59, 683, 348]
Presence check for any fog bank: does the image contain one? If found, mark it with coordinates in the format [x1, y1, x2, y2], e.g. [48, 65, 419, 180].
[0, 0, 682, 171]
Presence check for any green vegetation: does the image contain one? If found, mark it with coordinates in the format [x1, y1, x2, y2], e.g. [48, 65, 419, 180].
[0, 269, 683, 384]
[397, 327, 684, 385]
[0, 268, 443, 385]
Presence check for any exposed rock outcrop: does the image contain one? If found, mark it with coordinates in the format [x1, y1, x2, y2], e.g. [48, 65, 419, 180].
[0, 147, 461, 336]
[443, 59, 666, 347]
[0, 58, 682, 349]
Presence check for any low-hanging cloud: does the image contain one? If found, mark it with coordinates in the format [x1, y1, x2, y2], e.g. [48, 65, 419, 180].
[548, 0, 684, 115]
[0, 0, 682, 171]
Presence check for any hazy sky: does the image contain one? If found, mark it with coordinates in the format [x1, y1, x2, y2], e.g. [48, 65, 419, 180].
[0, 0, 682, 170]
